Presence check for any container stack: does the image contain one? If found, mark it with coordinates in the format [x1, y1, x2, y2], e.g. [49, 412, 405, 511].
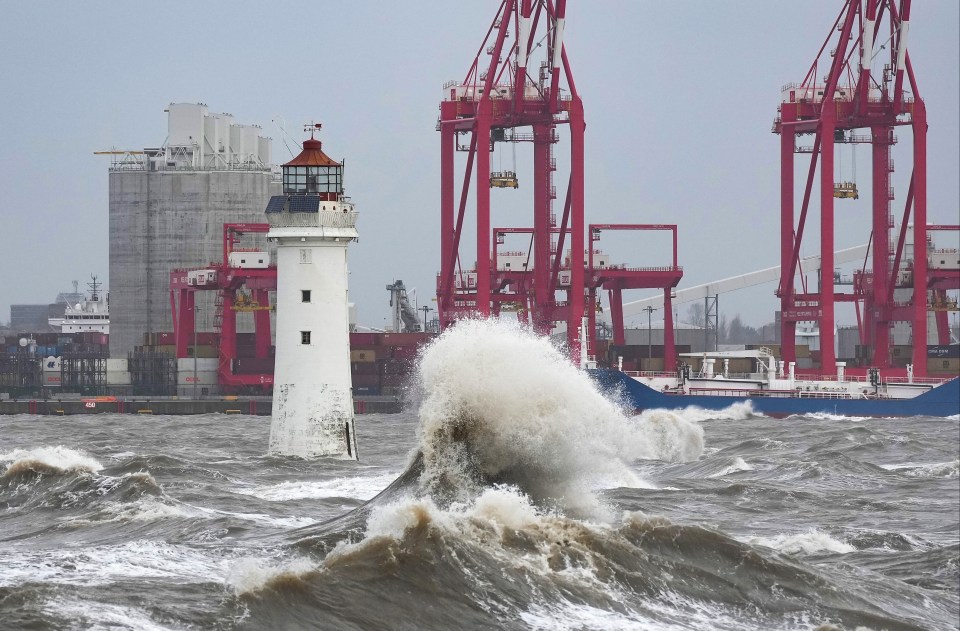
[349, 332, 435, 396]
[176, 357, 220, 397]
[607, 344, 692, 372]
[140, 332, 219, 358]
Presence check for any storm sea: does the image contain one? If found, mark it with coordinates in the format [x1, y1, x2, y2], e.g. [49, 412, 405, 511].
[1, 321, 958, 630]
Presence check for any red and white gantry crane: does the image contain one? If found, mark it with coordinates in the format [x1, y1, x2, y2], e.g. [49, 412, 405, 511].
[772, 0, 955, 377]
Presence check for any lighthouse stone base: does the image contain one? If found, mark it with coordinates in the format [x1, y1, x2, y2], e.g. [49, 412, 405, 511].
[269, 382, 358, 459]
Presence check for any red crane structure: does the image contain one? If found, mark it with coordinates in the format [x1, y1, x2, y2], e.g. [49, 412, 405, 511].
[587, 224, 683, 371]
[437, 0, 586, 356]
[773, 0, 943, 376]
[437, 0, 684, 364]
[170, 223, 276, 391]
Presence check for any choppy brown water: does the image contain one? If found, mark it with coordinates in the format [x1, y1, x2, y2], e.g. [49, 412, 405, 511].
[1, 323, 957, 630]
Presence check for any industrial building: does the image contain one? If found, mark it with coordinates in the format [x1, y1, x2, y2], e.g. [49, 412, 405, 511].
[9, 305, 53, 332]
[107, 103, 280, 359]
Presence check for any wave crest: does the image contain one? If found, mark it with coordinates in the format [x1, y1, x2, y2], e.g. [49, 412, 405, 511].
[749, 528, 855, 555]
[1, 446, 102, 478]
[634, 409, 705, 463]
[413, 320, 702, 517]
[227, 557, 319, 596]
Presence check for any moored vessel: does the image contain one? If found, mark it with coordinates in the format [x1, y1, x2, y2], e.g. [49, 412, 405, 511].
[48, 276, 109, 335]
[589, 348, 960, 418]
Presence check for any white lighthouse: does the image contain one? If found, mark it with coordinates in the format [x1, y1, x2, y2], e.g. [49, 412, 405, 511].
[265, 124, 359, 459]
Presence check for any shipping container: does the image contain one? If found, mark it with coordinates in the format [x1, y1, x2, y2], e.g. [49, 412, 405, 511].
[351, 349, 377, 362]
[609, 345, 642, 360]
[75, 332, 109, 346]
[928, 345, 960, 359]
[350, 332, 382, 347]
[351, 362, 379, 375]
[380, 358, 414, 375]
[106, 371, 132, 386]
[190, 345, 219, 358]
[42, 373, 62, 387]
[176, 385, 221, 398]
[391, 346, 419, 361]
[234, 358, 275, 374]
[177, 371, 219, 385]
[639, 358, 665, 372]
[381, 374, 406, 387]
[352, 373, 380, 388]
[927, 358, 960, 374]
[381, 333, 432, 347]
[176, 358, 220, 372]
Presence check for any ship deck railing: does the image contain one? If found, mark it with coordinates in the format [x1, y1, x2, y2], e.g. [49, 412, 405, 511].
[622, 370, 953, 386]
[801, 374, 949, 386]
[680, 387, 872, 400]
[624, 371, 677, 379]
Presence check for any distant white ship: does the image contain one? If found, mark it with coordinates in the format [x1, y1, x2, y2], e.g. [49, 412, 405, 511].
[48, 276, 109, 334]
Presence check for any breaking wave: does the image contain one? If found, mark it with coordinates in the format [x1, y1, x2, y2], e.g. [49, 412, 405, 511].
[670, 401, 758, 423]
[1, 446, 102, 478]
[749, 528, 856, 556]
[227, 557, 319, 595]
[250, 505, 925, 630]
[881, 460, 959, 479]
[411, 319, 703, 517]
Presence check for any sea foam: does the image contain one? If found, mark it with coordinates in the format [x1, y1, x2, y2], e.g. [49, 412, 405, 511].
[233, 473, 397, 502]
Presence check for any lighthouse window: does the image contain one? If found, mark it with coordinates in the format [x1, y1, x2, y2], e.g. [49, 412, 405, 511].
[301, 290, 311, 303]
[301, 331, 311, 345]
[299, 249, 312, 264]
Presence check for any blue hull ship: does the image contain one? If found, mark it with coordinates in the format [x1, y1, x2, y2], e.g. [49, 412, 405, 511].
[589, 369, 960, 418]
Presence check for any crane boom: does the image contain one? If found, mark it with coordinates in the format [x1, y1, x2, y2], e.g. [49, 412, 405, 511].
[621, 245, 869, 318]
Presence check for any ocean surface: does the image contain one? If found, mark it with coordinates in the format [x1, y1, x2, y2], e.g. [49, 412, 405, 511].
[1, 322, 958, 630]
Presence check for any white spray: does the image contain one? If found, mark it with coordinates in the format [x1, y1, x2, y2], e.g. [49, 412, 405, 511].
[413, 319, 704, 517]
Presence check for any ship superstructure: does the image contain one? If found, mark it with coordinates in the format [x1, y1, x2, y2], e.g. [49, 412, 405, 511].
[49, 276, 110, 335]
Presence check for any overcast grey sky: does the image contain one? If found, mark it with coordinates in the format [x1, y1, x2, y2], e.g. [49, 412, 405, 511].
[1, 1, 957, 330]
